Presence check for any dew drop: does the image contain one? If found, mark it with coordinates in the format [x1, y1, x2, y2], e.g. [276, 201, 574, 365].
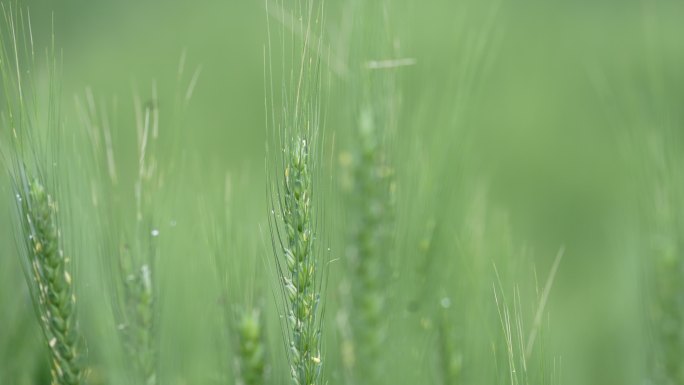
[151, 229, 160, 237]
[440, 297, 451, 309]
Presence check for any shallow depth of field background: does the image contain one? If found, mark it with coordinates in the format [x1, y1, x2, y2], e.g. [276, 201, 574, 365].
[2, 0, 684, 384]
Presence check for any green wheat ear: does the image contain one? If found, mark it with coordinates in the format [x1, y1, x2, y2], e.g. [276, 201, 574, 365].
[281, 137, 322, 385]
[16, 176, 84, 385]
[266, 1, 326, 384]
[1, 5, 84, 385]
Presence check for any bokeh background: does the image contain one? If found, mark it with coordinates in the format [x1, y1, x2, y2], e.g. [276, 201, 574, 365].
[2, 0, 684, 384]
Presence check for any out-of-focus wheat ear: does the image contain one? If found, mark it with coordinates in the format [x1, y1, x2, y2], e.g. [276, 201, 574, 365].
[120, 258, 157, 385]
[336, 1, 404, 382]
[646, 140, 684, 384]
[78, 83, 165, 385]
[437, 297, 462, 385]
[344, 105, 396, 383]
[236, 308, 267, 385]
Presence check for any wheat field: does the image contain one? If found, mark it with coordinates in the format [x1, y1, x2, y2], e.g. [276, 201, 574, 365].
[1, 1, 684, 385]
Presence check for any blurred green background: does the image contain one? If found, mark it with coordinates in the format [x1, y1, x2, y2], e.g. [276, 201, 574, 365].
[2, 0, 684, 384]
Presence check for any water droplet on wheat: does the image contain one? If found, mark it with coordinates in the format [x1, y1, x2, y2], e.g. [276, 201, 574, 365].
[440, 297, 451, 309]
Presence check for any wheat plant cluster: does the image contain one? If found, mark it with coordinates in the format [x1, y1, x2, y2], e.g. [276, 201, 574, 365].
[1, 0, 684, 384]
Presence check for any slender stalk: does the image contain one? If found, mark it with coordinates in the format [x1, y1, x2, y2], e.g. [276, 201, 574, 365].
[492, 248, 563, 385]
[437, 301, 462, 385]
